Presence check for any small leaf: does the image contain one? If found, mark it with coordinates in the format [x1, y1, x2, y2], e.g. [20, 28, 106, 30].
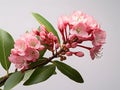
[39, 49, 46, 58]
[4, 71, 24, 90]
[32, 13, 60, 43]
[0, 29, 14, 71]
[53, 61, 84, 83]
[24, 64, 56, 85]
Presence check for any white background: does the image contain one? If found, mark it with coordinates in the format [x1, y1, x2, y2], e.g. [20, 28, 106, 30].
[0, 0, 120, 90]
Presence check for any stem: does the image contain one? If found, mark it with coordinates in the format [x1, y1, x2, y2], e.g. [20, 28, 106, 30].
[6, 70, 9, 76]
[77, 45, 91, 50]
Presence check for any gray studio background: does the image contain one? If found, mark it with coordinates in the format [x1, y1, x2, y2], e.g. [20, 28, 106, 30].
[0, 0, 119, 90]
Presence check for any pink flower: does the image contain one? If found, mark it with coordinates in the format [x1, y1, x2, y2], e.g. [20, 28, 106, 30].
[70, 23, 89, 38]
[58, 16, 69, 32]
[9, 29, 45, 70]
[90, 45, 102, 60]
[85, 15, 100, 30]
[69, 11, 87, 26]
[26, 35, 44, 50]
[14, 39, 27, 56]
[92, 29, 106, 46]
[25, 48, 39, 62]
[9, 54, 28, 69]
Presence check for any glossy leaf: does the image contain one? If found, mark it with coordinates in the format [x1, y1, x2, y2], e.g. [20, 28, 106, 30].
[24, 64, 56, 85]
[4, 71, 24, 90]
[0, 29, 14, 71]
[32, 13, 60, 43]
[22, 70, 35, 81]
[53, 61, 84, 83]
[39, 49, 46, 58]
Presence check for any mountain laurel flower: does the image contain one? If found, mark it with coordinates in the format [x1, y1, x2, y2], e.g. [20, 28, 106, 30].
[8, 30, 45, 69]
[9, 54, 28, 69]
[57, 11, 106, 60]
[58, 16, 69, 32]
[24, 47, 39, 62]
[90, 45, 102, 60]
[92, 29, 106, 46]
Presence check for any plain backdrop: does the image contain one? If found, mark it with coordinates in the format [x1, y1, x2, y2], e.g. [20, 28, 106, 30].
[0, 0, 120, 90]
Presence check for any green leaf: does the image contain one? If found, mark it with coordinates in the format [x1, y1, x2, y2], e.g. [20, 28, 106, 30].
[32, 13, 60, 43]
[39, 49, 46, 58]
[29, 59, 47, 69]
[0, 29, 14, 71]
[22, 70, 35, 81]
[53, 61, 84, 83]
[24, 64, 56, 85]
[4, 71, 24, 90]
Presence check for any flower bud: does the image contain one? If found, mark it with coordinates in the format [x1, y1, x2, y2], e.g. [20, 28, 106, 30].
[74, 51, 84, 57]
[55, 43, 60, 49]
[66, 51, 73, 56]
[71, 42, 78, 48]
[65, 43, 71, 48]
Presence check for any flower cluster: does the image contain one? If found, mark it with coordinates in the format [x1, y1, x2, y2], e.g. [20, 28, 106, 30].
[58, 11, 106, 59]
[9, 25, 60, 70]
[9, 11, 106, 70]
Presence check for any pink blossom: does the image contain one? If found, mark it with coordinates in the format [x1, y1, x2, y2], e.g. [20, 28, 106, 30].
[85, 15, 100, 30]
[90, 45, 102, 60]
[69, 11, 87, 26]
[25, 47, 39, 62]
[58, 16, 69, 32]
[26, 35, 44, 50]
[92, 29, 106, 46]
[9, 54, 28, 69]
[9, 30, 45, 69]
[14, 39, 27, 56]
[70, 23, 89, 38]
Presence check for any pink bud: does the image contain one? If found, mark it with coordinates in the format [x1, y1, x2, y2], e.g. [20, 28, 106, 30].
[66, 51, 73, 56]
[39, 45, 45, 50]
[71, 42, 78, 48]
[65, 43, 71, 48]
[74, 51, 84, 57]
[68, 34, 76, 40]
[58, 16, 69, 31]
[55, 43, 60, 49]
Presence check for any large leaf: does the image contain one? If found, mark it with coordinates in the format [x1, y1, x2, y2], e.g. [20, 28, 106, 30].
[22, 70, 35, 81]
[24, 64, 56, 85]
[4, 71, 24, 90]
[0, 29, 14, 71]
[32, 13, 60, 43]
[53, 61, 84, 83]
